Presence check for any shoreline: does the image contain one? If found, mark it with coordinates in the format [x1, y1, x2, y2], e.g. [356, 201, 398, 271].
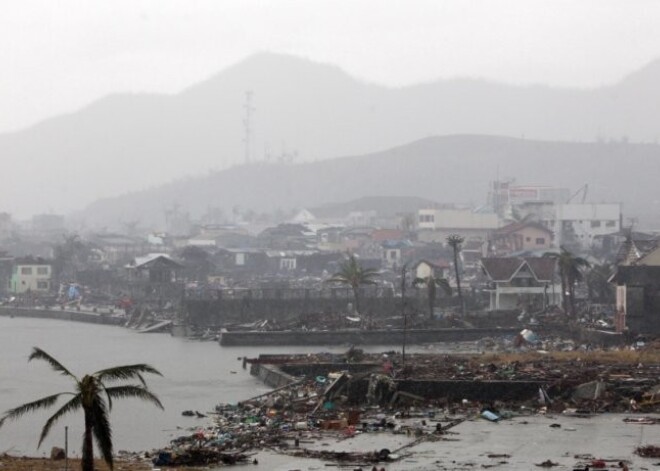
[0, 455, 151, 471]
[4, 413, 659, 470]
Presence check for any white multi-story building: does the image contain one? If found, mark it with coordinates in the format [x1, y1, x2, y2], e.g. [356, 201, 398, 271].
[418, 208, 500, 241]
[552, 203, 621, 249]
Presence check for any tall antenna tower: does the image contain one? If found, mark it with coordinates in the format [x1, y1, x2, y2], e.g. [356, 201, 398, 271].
[243, 90, 255, 165]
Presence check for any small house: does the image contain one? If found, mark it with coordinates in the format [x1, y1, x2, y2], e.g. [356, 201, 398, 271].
[481, 257, 560, 311]
[10, 256, 52, 294]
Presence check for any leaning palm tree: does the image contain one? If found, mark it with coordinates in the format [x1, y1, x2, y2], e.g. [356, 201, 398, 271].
[0, 347, 163, 471]
[446, 234, 465, 314]
[413, 275, 452, 320]
[544, 247, 590, 317]
[327, 254, 379, 320]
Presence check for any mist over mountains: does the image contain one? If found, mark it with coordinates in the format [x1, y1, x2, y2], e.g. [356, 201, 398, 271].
[2, 52, 660, 220]
[78, 135, 660, 231]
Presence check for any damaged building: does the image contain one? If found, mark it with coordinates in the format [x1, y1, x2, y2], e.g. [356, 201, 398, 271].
[611, 237, 660, 334]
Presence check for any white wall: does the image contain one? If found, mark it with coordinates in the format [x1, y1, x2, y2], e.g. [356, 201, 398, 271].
[554, 203, 621, 248]
[418, 208, 499, 230]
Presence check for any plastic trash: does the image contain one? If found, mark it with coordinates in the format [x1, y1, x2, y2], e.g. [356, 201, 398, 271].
[481, 410, 500, 422]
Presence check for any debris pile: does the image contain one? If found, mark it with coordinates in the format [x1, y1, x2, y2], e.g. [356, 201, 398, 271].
[151, 346, 659, 467]
[635, 445, 660, 458]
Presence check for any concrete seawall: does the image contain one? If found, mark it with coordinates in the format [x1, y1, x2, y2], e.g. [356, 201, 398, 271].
[221, 327, 521, 346]
[250, 362, 299, 388]
[248, 359, 544, 403]
[0, 306, 126, 326]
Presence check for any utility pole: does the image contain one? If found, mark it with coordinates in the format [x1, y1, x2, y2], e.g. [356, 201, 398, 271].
[243, 90, 255, 165]
[64, 425, 68, 471]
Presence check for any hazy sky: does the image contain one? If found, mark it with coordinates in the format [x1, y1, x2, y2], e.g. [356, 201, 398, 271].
[2, 0, 660, 133]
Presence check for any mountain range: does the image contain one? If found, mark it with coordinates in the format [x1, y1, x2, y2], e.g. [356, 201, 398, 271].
[78, 135, 660, 231]
[2, 52, 660, 220]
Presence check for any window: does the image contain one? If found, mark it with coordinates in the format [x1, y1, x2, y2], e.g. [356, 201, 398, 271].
[525, 237, 531, 242]
[280, 258, 296, 270]
[590, 220, 601, 228]
[37, 281, 49, 290]
[37, 266, 49, 275]
[419, 214, 434, 223]
[606, 220, 616, 227]
[20, 267, 32, 275]
[535, 238, 545, 245]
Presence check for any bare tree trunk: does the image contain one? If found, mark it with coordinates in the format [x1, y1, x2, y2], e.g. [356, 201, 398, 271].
[560, 275, 568, 315]
[352, 285, 364, 327]
[428, 281, 436, 321]
[568, 276, 576, 317]
[82, 410, 95, 471]
[453, 249, 464, 315]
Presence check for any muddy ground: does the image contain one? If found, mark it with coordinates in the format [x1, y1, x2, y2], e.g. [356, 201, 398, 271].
[0, 455, 147, 471]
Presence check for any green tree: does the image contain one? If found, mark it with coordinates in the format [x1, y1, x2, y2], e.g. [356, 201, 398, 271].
[52, 234, 92, 284]
[446, 234, 465, 314]
[413, 275, 452, 320]
[327, 254, 379, 320]
[544, 247, 591, 316]
[0, 348, 163, 471]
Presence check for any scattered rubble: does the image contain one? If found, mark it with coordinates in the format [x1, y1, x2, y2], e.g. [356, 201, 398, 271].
[148, 345, 660, 467]
[635, 445, 660, 458]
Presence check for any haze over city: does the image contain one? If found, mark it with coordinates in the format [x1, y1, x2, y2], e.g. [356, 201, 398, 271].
[2, 3, 660, 470]
[2, 0, 660, 221]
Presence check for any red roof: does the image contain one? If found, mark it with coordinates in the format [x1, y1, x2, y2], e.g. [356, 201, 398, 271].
[371, 229, 405, 242]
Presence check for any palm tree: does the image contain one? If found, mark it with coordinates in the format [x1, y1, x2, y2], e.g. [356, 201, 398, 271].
[413, 275, 452, 320]
[586, 263, 615, 304]
[446, 234, 465, 314]
[0, 348, 163, 471]
[544, 247, 590, 316]
[327, 254, 379, 320]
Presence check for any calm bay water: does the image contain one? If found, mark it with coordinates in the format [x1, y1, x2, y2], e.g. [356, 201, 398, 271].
[0, 316, 372, 457]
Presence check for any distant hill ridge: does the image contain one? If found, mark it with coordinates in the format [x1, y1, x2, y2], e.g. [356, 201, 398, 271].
[77, 134, 660, 230]
[2, 52, 660, 217]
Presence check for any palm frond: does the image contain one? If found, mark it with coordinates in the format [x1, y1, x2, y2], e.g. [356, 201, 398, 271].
[29, 348, 77, 380]
[412, 277, 426, 287]
[101, 384, 113, 411]
[326, 275, 349, 283]
[91, 397, 113, 469]
[94, 364, 162, 386]
[0, 392, 71, 428]
[446, 234, 465, 248]
[38, 394, 82, 447]
[105, 385, 164, 410]
[435, 278, 452, 296]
